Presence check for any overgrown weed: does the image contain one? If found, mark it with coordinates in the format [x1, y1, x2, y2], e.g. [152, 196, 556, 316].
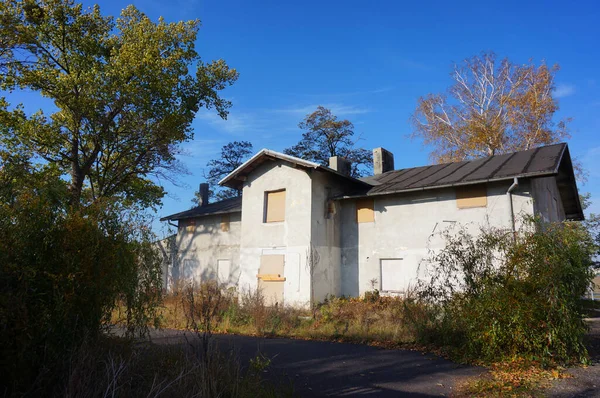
[58, 335, 290, 398]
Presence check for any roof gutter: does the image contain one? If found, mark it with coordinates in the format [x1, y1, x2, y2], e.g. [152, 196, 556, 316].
[160, 208, 242, 222]
[166, 220, 178, 228]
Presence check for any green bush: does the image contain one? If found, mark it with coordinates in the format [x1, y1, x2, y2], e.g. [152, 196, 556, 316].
[0, 172, 162, 395]
[417, 221, 596, 365]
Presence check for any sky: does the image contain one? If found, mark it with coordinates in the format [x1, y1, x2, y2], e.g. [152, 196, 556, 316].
[7, 0, 600, 237]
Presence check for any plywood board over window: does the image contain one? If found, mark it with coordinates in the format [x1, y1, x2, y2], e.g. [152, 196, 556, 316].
[257, 254, 285, 306]
[356, 198, 374, 223]
[265, 190, 286, 223]
[220, 214, 230, 232]
[456, 184, 487, 209]
[185, 219, 196, 232]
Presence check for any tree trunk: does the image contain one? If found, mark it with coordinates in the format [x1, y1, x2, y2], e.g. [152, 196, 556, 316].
[69, 132, 83, 208]
[69, 165, 84, 208]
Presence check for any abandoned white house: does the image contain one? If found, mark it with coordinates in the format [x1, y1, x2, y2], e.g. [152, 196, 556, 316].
[161, 143, 583, 307]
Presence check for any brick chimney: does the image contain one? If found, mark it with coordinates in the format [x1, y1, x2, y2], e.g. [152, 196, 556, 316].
[329, 156, 351, 176]
[198, 183, 209, 206]
[373, 148, 394, 175]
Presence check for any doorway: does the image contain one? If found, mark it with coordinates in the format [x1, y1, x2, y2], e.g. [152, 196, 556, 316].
[258, 254, 285, 306]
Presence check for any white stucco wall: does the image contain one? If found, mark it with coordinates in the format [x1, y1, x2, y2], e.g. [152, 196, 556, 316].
[176, 212, 242, 286]
[155, 235, 177, 291]
[238, 161, 313, 307]
[309, 171, 352, 303]
[339, 180, 535, 297]
[169, 160, 570, 306]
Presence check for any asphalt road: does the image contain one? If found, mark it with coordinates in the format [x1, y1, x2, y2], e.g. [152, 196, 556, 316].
[147, 329, 483, 397]
[547, 316, 600, 398]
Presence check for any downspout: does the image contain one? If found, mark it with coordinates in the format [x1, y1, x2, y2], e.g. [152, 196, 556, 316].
[507, 177, 519, 242]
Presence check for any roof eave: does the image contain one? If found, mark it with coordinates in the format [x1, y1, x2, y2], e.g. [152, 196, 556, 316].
[219, 149, 322, 188]
[219, 148, 372, 189]
[160, 207, 242, 222]
[557, 145, 584, 221]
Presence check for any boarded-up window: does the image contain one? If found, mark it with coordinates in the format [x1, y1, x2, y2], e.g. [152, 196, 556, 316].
[356, 198, 374, 223]
[220, 214, 230, 232]
[185, 220, 196, 232]
[327, 200, 336, 217]
[265, 190, 286, 223]
[381, 258, 407, 292]
[258, 254, 285, 306]
[456, 185, 487, 208]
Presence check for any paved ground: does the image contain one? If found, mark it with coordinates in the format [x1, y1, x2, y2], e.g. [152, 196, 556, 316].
[127, 309, 600, 397]
[148, 329, 483, 397]
[547, 315, 600, 398]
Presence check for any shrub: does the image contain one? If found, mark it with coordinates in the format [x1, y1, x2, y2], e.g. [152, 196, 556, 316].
[182, 280, 234, 353]
[0, 177, 162, 394]
[417, 220, 596, 364]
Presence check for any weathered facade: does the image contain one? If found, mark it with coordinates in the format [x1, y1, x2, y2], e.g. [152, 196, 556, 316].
[162, 143, 584, 307]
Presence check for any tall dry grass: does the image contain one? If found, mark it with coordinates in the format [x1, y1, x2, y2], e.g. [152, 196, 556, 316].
[157, 283, 423, 348]
[57, 335, 288, 398]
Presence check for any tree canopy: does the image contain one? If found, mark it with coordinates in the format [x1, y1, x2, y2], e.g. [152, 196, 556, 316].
[0, 0, 238, 209]
[284, 106, 372, 177]
[411, 52, 570, 163]
[193, 140, 253, 204]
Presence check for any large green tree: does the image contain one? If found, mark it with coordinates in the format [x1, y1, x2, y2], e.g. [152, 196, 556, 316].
[284, 106, 372, 178]
[0, 0, 238, 209]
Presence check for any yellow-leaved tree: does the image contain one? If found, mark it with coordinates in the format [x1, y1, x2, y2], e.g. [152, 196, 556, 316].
[411, 52, 570, 163]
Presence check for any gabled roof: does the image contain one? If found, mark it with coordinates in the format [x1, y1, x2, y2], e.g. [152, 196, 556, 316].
[219, 148, 371, 190]
[162, 143, 583, 222]
[360, 143, 568, 194]
[350, 143, 583, 221]
[160, 196, 241, 221]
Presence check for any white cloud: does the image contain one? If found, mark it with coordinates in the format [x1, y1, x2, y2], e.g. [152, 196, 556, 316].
[554, 84, 576, 99]
[294, 87, 394, 99]
[194, 108, 265, 135]
[179, 138, 222, 168]
[275, 103, 370, 116]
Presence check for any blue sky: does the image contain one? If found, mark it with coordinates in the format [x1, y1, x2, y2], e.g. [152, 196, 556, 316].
[8, 0, 600, 236]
